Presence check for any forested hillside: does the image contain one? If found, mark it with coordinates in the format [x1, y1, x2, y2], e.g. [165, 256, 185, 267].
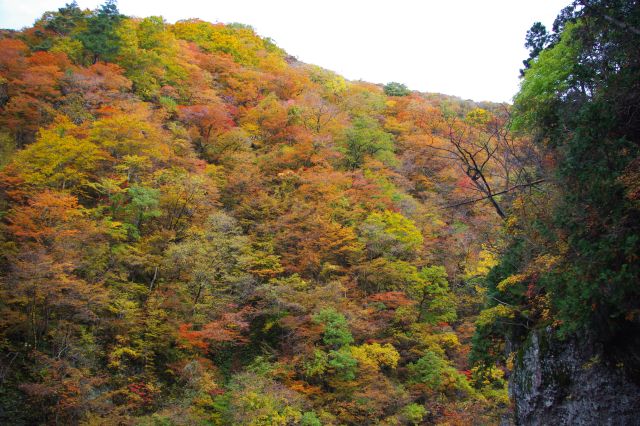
[0, 1, 638, 425]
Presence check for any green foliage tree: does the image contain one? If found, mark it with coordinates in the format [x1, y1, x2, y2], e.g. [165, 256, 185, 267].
[125, 185, 161, 235]
[400, 403, 428, 425]
[76, 0, 123, 63]
[327, 347, 358, 381]
[313, 308, 354, 347]
[383, 81, 410, 97]
[408, 350, 448, 389]
[40, 1, 85, 37]
[520, 21, 549, 74]
[410, 266, 457, 324]
[408, 350, 472, 395]
[340, 116, 396, 169]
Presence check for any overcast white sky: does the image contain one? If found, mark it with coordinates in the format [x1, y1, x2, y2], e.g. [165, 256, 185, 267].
[0, 0, 569, 102]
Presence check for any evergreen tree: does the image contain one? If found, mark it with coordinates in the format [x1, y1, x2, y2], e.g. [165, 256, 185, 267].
[76, 0, 123, 63]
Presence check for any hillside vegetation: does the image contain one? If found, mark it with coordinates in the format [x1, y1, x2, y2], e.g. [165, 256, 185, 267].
[0, 1, 638, 425]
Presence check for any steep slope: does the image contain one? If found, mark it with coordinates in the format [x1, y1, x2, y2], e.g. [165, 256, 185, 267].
[0, 2, 528, 425]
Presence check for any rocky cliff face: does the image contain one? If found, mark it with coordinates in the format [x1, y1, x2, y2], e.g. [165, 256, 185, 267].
[508, 328, 640, 425]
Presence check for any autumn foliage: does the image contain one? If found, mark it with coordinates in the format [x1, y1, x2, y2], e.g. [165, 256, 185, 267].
[0, 2, 538, 424]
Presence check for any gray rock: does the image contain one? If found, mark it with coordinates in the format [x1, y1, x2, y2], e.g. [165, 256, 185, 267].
[509, 328, 640, 425]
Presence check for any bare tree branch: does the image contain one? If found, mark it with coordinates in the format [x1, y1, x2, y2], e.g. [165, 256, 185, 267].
[441, 179, 546, 210]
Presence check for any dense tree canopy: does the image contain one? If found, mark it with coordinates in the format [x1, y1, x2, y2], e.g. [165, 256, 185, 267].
[3, 0, 634, 424]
